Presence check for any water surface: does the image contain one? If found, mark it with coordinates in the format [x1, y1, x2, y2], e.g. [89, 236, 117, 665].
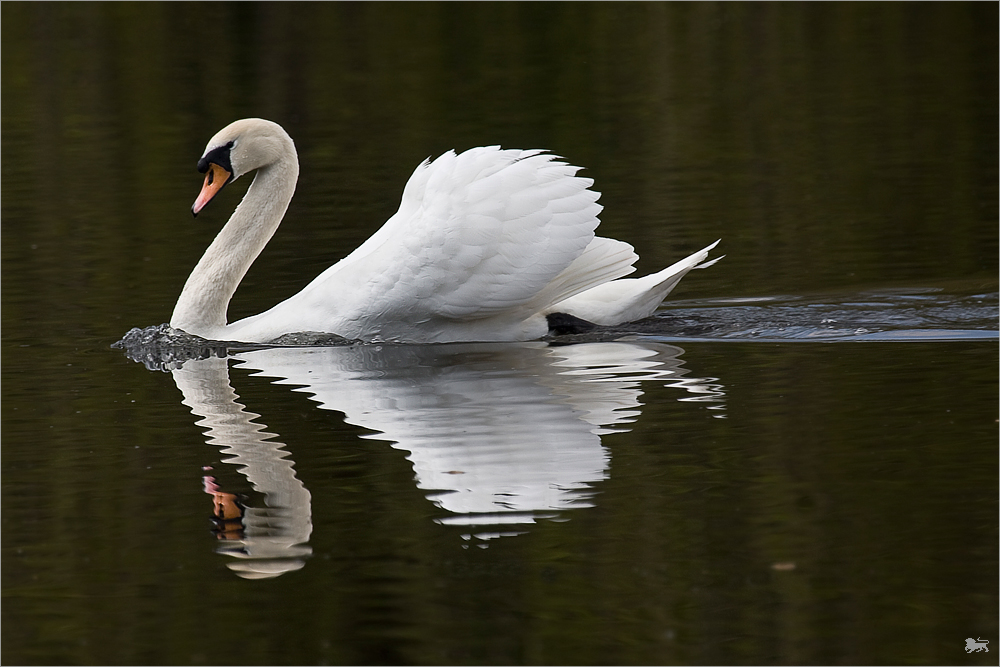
[3, 3, 997, 665]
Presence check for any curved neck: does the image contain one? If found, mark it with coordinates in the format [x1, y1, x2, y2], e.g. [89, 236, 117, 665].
[170, 157, 298, 337]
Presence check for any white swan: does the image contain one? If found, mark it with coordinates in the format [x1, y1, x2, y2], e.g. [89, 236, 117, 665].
[170, 118, 720, 343]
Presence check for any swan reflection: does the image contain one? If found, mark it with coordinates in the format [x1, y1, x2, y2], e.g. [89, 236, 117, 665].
[169, 340, 724, 574]
[171, 357, 313, 579]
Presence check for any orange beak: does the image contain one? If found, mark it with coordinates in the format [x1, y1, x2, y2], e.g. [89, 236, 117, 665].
[192, 163, 232, 216]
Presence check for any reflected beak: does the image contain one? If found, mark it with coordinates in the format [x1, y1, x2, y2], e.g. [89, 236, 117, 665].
[211, 491, 244, 521]
[192, 163, 232, 217]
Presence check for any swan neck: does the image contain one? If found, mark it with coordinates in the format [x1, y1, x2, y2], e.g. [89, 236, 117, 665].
[170, 158, 298, 337]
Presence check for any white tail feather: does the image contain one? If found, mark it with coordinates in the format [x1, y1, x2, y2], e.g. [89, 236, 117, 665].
[548, 240, 721, 325]
[524, 237, 638, 315]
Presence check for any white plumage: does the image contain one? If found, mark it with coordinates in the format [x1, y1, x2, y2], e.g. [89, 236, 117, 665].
[169, 119, 720, 344]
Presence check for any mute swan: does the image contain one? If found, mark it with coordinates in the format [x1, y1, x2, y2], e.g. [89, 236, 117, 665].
[170, 118, 720, 344]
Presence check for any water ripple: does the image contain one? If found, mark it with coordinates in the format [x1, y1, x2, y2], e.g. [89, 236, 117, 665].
[627, 288, 998, 343]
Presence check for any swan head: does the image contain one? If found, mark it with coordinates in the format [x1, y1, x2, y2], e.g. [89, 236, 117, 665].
[192, 118, 297, 216]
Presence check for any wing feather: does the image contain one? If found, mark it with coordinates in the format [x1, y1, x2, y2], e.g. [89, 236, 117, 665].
[324, 147, 606, 324]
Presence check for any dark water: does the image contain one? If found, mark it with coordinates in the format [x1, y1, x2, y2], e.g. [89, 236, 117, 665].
[2, 3, 997, 665]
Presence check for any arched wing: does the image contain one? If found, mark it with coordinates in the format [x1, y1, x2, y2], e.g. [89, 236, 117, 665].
[323, 147, 620, 324]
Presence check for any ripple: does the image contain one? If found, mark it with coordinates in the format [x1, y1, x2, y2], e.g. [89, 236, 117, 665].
[624, 288, 998, 343]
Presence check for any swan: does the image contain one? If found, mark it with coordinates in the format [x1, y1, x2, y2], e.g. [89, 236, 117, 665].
[170, 118, 721, 344]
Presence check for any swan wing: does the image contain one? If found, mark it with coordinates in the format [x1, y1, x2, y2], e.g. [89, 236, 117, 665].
[311, 147, 622, 328]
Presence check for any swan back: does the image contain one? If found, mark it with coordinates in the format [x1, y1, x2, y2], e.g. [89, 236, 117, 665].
[231, 147, 632, 342]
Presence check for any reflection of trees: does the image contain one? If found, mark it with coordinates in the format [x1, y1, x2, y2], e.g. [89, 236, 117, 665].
[171, 340, 724, 573]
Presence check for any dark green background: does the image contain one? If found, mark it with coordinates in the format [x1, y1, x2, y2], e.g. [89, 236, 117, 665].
[3, 3, 997, 665]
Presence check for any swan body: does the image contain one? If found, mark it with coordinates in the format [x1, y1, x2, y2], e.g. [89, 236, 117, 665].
[170, 118, 721, 344]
